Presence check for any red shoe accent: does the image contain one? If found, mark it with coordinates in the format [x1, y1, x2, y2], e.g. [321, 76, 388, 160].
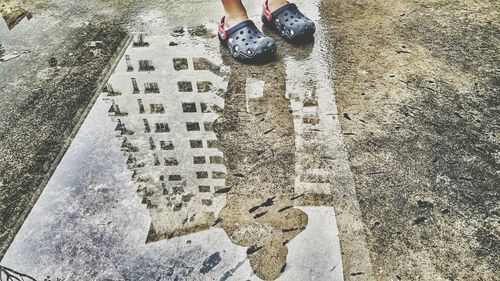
[218, 17, 228, 41]
[262, 0, 273, 21]
[263, 0, 291, 22]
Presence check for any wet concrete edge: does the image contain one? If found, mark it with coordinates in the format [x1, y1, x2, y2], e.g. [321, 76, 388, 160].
[0, 34, 133, 260]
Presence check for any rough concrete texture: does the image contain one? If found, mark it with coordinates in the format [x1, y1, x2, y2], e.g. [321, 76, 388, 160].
[0, 0, 498, 280]
[321, 0, 499, 279]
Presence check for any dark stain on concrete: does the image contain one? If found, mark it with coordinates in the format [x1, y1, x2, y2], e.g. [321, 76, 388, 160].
[199, 252, 222, 274]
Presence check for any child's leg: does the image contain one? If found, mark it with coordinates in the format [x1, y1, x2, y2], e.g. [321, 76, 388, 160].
[221, 0, 289, 28]
[221, 0, 249, 28]
[267, 0, 289, 12]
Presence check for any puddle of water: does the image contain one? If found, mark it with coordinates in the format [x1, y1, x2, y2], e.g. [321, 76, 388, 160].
[1, 0, 373, 279]
[106, 34, 229, 242]
[1, 31, 343, 281]
[1, 35, 251, 281]
[245, 77, 265, 112]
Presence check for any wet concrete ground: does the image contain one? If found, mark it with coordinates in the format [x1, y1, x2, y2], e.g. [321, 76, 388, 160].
[0, 34, 344, 280]
[1, 0, 499, 280]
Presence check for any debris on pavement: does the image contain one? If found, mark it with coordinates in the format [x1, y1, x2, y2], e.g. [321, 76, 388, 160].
[0, 4, 33, 30]
[171, 27, 184, 37]
[48, 57, 58, 67]
[0, 45, 30, 62]
[0, 51, 20, 61]
[86, 40, 103, 47]
[0, 265, 36, 281]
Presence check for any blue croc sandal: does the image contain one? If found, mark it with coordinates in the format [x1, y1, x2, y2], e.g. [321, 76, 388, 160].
[262, 0, 316, 43]
[218, 17, 277, 63]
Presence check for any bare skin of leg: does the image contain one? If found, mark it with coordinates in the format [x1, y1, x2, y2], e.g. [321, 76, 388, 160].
[221, 0, 289, 28]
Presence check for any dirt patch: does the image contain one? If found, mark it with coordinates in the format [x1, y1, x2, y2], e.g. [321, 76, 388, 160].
[321, 0, 499, 279]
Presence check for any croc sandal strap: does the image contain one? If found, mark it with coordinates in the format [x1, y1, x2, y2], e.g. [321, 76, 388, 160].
[218, 17, 228, 41]
[219, 18, 259, 42]
[262, 0, 274, 22]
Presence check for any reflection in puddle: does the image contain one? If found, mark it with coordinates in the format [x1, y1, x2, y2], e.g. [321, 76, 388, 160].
[216, 53, 309, 280]
[245, 78, 265, 112]
[3, 6, 350, 277]
[106, 34, 228, 242]
[104, 30, 345, 280]
[106, 34, 312, 280]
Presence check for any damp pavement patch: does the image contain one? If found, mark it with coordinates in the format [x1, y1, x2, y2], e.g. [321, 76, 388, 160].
[1, 1, 374, 280]
[1, 0, 497, 280]
[1, 33, 351, 281]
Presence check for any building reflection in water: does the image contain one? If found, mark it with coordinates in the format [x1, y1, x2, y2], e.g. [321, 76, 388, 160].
[104, 31, 340, 281]
[106, 34, 228, 242]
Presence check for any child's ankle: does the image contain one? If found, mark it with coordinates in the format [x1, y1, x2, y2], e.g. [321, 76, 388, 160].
[224, 12, 249, 29]
[268, 0, 289, 12]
